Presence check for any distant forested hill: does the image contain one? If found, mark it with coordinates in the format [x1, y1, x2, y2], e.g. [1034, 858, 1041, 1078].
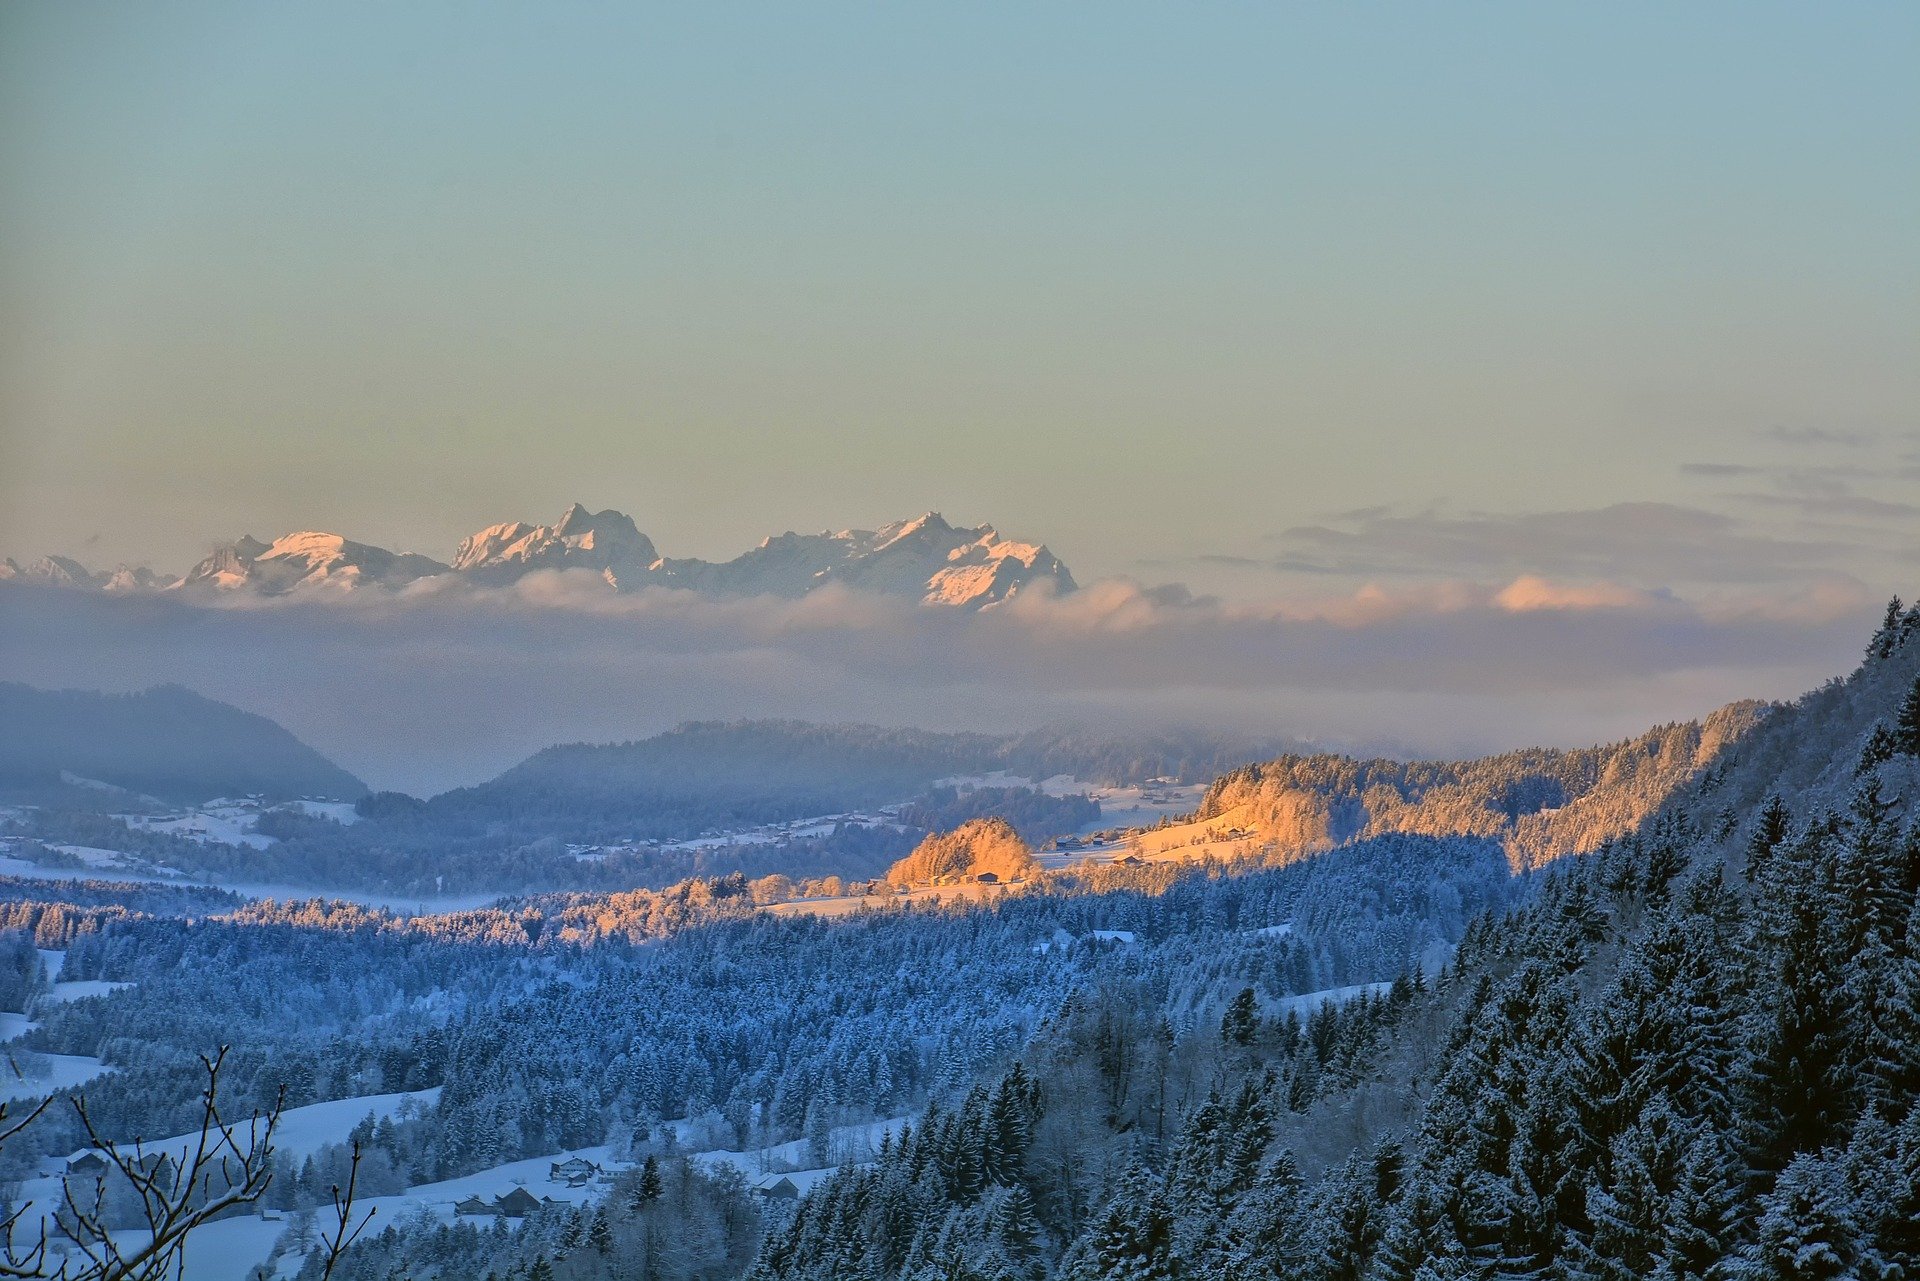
[0, 682, 366, 804]
[1192, 702, 1764, 870]
[422, 720, 1305, 841]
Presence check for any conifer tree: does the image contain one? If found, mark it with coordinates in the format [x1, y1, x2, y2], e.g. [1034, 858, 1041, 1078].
[1222, 987, 1259, 1048]
[1735, 1154, 1869, 1281]
[992, 1182, 1042, 1270]
[1899, 674, 1920, 756]
[1065, 1165, 1176, 1281]
[1870, 597, 1905, 660]
[633, 1154, 664, 1208]
[1741, 846, 1858, 1174]
[1855, 723, 1899, 776]
[1746, 796, 1793, 884]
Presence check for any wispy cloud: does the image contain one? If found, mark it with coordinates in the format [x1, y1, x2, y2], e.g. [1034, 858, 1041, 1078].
[1679, 463, 1764, 478]
[1752, 426, 1880, 448]
[1263, 502, 1855, 586]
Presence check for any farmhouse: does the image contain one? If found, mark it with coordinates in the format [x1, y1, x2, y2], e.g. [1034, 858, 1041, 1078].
[452, 1187, 560, 1218]
[495, 1188, 544, 1218]
[752, 1174, 800, 1200]
[549, 1155, 602, 1186]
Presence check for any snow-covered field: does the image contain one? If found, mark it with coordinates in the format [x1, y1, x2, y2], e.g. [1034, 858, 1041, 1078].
[765, 879, 1011, 919]
[0, 858, 504, 917]
[4, 1088, 446, 1281]
[46, 979, 132, 1004]
[0, 982, 115, 1102]
[164, 1108, 902, 1278]
[122, 805, 275, 851]
[931, 772, 1205, 835]
[1272, 981, 1394, 1017]
[572, 809, 907, 862]
[691, 1115, 905, 1177]
[292, 800, 360, 825]
[0, 1012, 113, 1103]
[47, 844, 132, 868]
[212, 1087, 443, 1163]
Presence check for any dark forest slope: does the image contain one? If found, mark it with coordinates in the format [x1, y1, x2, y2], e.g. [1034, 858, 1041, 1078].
[0, 682, 365, 804]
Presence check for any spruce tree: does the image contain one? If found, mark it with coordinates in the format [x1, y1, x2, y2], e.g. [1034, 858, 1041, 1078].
[1222, 987, 1259, 1048]
[1065, 1165, 1176, 1281]
[1742, 862, 1858, 1175]
[1856, 723, 1899, 776]
[1745, 795, 1793, 884]
[1871, 597, 1904, 660]
[633, 1154, 664, 1208]
[992, 1183, 1042, 1268]
[1900, 675, 1920, 756]
[1313, 1156, 1383, 1281]
[1737, 1154, 1868, 1281]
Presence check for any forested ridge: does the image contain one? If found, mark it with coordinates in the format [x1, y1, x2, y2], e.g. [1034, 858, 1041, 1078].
[736, 601, 1920, 1281]
[0, 682, 367, 804]
[1194, 704, 1763, 872]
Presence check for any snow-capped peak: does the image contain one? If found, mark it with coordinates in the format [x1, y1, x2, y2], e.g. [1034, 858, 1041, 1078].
[452, 504, 658, 585]
[9, 506, 1077, 607]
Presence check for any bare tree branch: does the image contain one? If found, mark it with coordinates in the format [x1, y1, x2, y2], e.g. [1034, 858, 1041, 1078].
[0, 1044, 362, 1280]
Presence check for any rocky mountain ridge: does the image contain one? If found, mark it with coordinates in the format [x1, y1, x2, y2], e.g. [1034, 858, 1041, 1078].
[0, 505, 1076, 609]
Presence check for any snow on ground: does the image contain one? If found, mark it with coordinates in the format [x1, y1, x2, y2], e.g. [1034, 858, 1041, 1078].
[57, 772, 134, 795]
[0, 856, 172, 885]
[1036, 797, 1267, 873]
[290, 1142, 627, 1273]
[0, 859, 505, 917]
[3, 1089, 448, 1281]
[67, 1087, 448, 1171]
[1, 998, 111, 1101]
[174, 1214, 291, 1281]
[107, 798, 357, 854]
[293, 800, 360, 825]
[37, 948, 65, 980]
[123, 807, 275, 851]
[19, 1217, 290, 1281]
[255, 1088, 442, 1162]
[929, 772, 1203, 836]
[766, 879, 1012, 919]
[0, 1049, 111, 1102]
[48, 844, 131, 868]
[47, 979, 132, 1004]
[1069, 781, 1207, 832]
[649, 811, 902, 856]
[689, 1115, 908, 1195]
[1272, 981, 1394, 1017]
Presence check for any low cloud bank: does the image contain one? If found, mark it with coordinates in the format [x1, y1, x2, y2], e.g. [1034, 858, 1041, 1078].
[0, 572, 1875, 795]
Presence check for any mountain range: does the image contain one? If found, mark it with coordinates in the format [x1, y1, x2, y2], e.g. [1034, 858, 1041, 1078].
[0, 505, 1076, 609]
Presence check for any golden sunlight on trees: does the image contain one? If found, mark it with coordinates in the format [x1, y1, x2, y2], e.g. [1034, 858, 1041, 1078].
[885, 818, 1040, 888]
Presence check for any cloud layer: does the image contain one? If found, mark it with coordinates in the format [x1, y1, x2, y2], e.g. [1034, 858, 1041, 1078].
[0, 568, 1876, 795]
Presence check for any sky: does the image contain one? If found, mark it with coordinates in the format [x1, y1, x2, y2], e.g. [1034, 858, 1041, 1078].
[1, 4, 1916, 789]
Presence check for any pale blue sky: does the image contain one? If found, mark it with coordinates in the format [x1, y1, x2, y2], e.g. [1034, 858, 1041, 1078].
[2, 2, 1915, 594]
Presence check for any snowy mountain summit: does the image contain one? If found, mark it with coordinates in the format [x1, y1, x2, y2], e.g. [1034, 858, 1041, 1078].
[7, 506, 1075, 609]
[453, 504, 661, 589]
[179, 532, 450, 594]
[652, 511, 1077, 606]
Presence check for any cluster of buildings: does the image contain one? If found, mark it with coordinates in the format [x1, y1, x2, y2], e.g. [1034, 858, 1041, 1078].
[452, 1156, 604, 1219]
